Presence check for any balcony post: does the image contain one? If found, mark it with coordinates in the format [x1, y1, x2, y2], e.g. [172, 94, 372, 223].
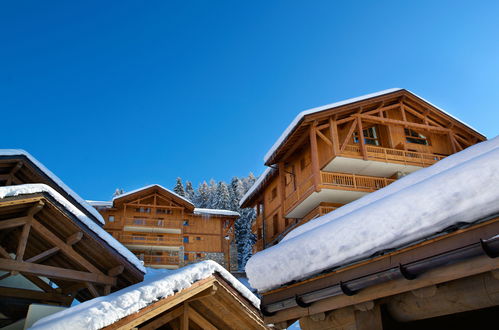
[310, 122, 321, 192]
[357, 117, 368, 160]
[278, 162, 286, 219]
[329, 117, 340, 156]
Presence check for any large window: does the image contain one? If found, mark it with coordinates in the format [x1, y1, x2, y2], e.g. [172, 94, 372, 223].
[405, 128, 430, 145]
[353, 126, 380, 146]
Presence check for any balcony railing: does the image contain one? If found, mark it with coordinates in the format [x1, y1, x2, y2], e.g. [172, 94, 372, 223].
[124, 217, 183, 229]
[321, 172, 396, 192]
[301, 204, 338, 224]
[140, 255, 180, 265]
[121, 235, 182, 246]
[342, 144, 445, 166]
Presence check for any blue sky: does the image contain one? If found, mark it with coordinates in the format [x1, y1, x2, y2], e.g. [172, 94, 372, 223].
[1, 1, 498, 200]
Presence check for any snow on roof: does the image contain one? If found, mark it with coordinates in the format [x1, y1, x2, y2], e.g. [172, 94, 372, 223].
[86, 200, 113, 208]
[239, 167, 274, 207]
[0, 183, 145, 274]
[194, 208, 240, 217]
[246, 137, 499, 292]
[263, 88, 483, 164]
[113, 184, 193, 206]
[0, 149, 105, 225]
[31, 260, 260, 330]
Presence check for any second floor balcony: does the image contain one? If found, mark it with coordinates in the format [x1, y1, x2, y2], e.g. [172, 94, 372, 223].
[123, 217, 183, 234]
[121, 234, 183, 251]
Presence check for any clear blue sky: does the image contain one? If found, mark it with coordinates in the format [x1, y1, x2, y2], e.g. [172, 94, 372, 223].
[1, 1, 498, 200]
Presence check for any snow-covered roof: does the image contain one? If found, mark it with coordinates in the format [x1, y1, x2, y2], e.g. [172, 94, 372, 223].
[0, 149, 105, 225]
[0, 183, 146, 274]
[31, 260, 260, 330]
[246, 136, 499, 292]
[263, 88, 483, 164]
[239, 167, 274, 207]
[194, 208, 240, 217]
[112, 184, 194, 206]
[86, 200, 113, 208]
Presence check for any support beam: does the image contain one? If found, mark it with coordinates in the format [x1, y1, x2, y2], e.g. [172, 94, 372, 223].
[16, 222, 31, 261]
[340, 120, 357, 152]
[329, 117, 339, 155]
[181, 303, 189, 330]
[309, 123, 321, 193]
[0, 258, 116, 286]
[188, 304, 218, 330]
[357, 117, 367, 160]
[141, 306, 184, 330]
[0, 286, 72, 304]
[25, 247, 60, 264]
[86, 282, 100, 298]
[66, 232, 83, 246]
[0, 216, 29, 231]
[356, 114, 451, 133]
[108, 265, 125, 277]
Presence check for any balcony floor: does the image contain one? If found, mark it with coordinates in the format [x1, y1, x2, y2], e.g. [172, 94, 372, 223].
[286, 189, 367, 218]
[123, 226, 181, 234]
[124, 244, 181, 251]
[323, 156, 422, 177]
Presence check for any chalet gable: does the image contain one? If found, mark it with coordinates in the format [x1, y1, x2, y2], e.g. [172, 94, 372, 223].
[112, 184, 195, 212]
[265, 89, 486, 166]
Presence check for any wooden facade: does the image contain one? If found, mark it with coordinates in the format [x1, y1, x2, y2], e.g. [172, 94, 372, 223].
[241, 89, 486, 252]
[0, 152, 144, 327]
[95, 185, 238, 271]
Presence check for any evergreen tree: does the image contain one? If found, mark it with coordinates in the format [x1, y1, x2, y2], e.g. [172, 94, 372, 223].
[173, 177, 186, 197]
[195, 181, 210, 208]
[213, 182, 231, 210]
[185, 181, 195, 202]
[230, 177, 244, 211]
[207, 179, 218, 208]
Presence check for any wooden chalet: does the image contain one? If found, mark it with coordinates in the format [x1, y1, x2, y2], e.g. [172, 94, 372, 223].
[0, 150, 144, 328]
[91, 184, 239, 271]
[31, 261, 266, 330]
[240, 89, 486, 252]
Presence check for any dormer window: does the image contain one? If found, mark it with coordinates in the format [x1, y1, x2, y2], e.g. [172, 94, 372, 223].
[405, 128, 430, 145]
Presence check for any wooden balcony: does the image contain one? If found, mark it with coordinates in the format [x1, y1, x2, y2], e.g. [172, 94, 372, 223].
[124, 217, 183, 228]
[301, 203, 339, 224]
[341, 144, 445, 167]
[140, 254, 180, 266]
[321, 172, 396, 192]
[121, 234, 182, 247]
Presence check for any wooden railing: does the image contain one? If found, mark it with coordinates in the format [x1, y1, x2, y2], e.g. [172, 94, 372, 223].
[321, 171, 396, 192]
[284, 175, 314, 213]
[124, 218, 183, 229]
[342, 144, 445, 166]
[301, 204, 338, 224]
[140, 255, 179, 265]
[121, 235, 182, 246]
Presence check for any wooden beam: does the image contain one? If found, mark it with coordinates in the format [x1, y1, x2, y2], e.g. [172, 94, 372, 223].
[281, 131, 310, 162]
[24, 274, 56, 293]
[357, 117, 367, 160]
[316, 129, 333, 146]
[25, 247, 60, 264]
[0, 258, 116, 285]
[329, 117, 339, 155]
[86, 282, 100, 298]
[0, 286, 72, 304]
[188, 304, 217, 330]
[340, 120, 357, 152]
[0, 216, 29, 231]
[30, 218, 105, 276]
[0, 245, 12, 259]
[278, 162, 286, 220]
[309, 123, 321, 193]
[181, 303, 189, 330]
[356, 114, 451, 133]
[16, 222, 31, 261]
[108, 265, 125, 277]
[27, 201, 45, 217]
[66, 232, 83, 246]
[141, 306, 184, 330]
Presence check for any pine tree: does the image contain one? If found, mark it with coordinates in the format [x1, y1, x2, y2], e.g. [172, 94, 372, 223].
[213, 182, 231, 210]
[173, 177, 186, 197]
[185, 181, 195, 202]
[195, 181, 210, 208]
[207, 179, 218, 208]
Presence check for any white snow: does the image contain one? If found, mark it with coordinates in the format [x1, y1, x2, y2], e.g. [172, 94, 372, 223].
[262, 89, 482, 164]
[31, 260, 260, 330]
[0, 149, 105, 225]
[246, 137, 499, 292]
[113, 184, 193, 206]
[0, 184, 145, 273]
[86, 200, 113, 208]
[194, 208, 240, 217]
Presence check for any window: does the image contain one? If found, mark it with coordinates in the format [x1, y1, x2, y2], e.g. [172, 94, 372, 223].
[196, 253, 202, 258]
[405, 128, 430, 145]
[135, 207, 151, 213]
[183, 220, 189, 226]
[108, 215, 115, 223]
[271, 187, 277, 201]
[157, 209, 173, 215]
[353, 126, 380, 146]
[184, 254, 189, 261]
[196, 237, 201, 241]
[133, 218, 146, 225]
[183, 236, 189, 243]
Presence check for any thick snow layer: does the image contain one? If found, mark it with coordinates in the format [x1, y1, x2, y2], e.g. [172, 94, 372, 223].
[194, 208, 240, 217]
[113, 184, 193, 205]
[86, 200, 113, 208]
[283, 136, 499, 242]
[31, 260, 260, 330]
[0, 149, 105, 225]
[263, 89, 482, 163]
[246, 137, 499, 291]
[0, 184, 145, 273]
